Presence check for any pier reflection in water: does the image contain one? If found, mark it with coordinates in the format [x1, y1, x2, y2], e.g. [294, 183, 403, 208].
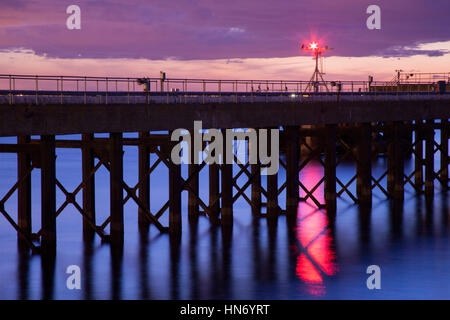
[1, 153, 449, 300]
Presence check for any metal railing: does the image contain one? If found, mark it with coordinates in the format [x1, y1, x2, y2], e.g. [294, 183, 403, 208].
[397, 72, 450, 83]
[0, 74, 448, 105]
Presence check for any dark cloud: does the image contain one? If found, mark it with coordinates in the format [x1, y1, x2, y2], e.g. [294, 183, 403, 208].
[0, 0, 449, 59]
[380, 47, 448, 57]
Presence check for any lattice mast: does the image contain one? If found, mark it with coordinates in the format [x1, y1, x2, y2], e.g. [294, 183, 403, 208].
[301, 42, 332, 92]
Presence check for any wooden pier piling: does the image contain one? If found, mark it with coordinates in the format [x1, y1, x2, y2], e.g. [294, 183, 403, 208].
[266, 128, 278, 218]
[188, 129, 200, 221]
[387, 122, 405, 199]
[138, 132, 150, 232]
[251, 132, 262, 216]
[356, 123, 372, 205]
[109, 133, 124, 244]
[40, 135, 56, 253]
[324, 124, 337, 214]
[441, 119, 448, 190]
[414, 120, 424, 192]
[17, 136, 32, 248]
[425, 120, 435, 195]
[209, 163, 220, 223]
[169, 131, 182, 235]
[221, 129, 233, 225]
[82, 134, 96, 240]
[285, 126, 299, 217]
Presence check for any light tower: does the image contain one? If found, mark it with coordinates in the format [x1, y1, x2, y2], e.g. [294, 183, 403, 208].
[301, 41, 332, 92]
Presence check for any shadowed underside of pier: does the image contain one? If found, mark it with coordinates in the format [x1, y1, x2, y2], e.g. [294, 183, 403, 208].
[0, 99, 449, 137]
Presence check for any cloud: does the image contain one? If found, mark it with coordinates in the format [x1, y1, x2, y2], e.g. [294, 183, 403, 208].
[381, 47, 448, 57]
[379, 41, 450, 57]
[0, 0, 449, 59]
[1, 44, 449, 82]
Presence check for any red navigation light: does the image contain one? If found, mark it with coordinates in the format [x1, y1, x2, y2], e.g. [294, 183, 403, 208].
[309, 42, 318, 50]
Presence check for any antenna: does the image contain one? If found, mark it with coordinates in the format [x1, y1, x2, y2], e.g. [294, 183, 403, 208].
[301, 41, 333, 92]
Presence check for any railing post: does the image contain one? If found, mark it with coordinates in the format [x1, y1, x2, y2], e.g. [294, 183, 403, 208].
[127, 78, 130, 104]
[251, 80, 254, 103]
[84, 77, 87, 104]
[35, 75, 39, 105]
[280, 81, 283, 102]
[202, 80, 205, 104]
[9, 75, 12, 105]
[166, 80, 169, 104]
[60, 76, 63, 104]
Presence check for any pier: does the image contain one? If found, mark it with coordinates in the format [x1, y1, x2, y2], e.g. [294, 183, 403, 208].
[0, 74, 448, 255]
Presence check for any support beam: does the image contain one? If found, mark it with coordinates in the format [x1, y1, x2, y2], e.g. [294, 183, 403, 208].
[40, 135, 56, 253]
[169, 131, 182, 235]
[285, 126, 299, 217]
[356, 123, 372, 206]
[425, 120, 435, 195]
[138, 132, 150, 232]
[324, 124, 337, 215]
[17, 136, 32, 249]
[82, 134, 96, 240]
[109, 133, 124, 244]
[221, 129, 233, 225]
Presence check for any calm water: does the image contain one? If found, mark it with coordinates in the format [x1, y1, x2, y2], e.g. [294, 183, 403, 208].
[0, 134, 448, 300]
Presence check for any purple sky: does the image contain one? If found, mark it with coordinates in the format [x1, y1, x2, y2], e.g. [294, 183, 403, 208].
[1, 0, 449, 60]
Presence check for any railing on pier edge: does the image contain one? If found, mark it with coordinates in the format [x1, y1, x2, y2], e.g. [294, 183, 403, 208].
[0, 74, 449, 105]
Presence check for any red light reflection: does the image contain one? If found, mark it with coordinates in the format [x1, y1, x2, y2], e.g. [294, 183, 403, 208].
[294, 162, 338, 296]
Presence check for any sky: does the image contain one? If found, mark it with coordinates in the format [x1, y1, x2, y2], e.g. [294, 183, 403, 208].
[0, 0, 449, 80]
